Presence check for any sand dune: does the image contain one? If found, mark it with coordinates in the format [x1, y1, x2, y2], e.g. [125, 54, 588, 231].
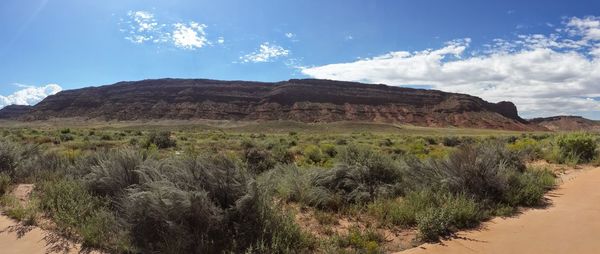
[401, 166, 600, 254]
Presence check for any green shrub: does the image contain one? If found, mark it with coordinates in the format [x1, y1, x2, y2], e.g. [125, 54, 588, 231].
[416, 207, 450, 241]
[118, 155, 313, 253]
[84, 149, 149, 198]
[370, 190, 481, 233]
[36, 179, 127, 251]
[505, 168, 555, 206]
[259, 164, 311, 203]
[405, 142, 525, 204]
[244, 146, 276, 174]
[303, 145, 323, 164]
[508, 138, 542, 160]
[0, 172, 11, 195]
[336, 227, 383, 254]
[60, 134, 74, 142]
[145, 131, 176, 149]
[0, 195, 39, 225]
[306, 145, 403, 210]
[556, 133, 597, 164]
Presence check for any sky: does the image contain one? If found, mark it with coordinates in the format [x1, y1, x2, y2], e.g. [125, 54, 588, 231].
[1, 0, 599, 119]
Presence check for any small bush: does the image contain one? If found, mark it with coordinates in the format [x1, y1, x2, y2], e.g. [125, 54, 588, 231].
[509, 138, 542, 160]
[0, 195, 39, 225]
[556, 133, 597, 164]
[303, 145, 323, 164]
[0, 172, 11, 195]
[416, 207, 451, 241]
[244, 146, 276, 174]
[505, 168, 555, 206]
[36, 179, 127, 251]
[145, 131, 176, 149]
[405, 142, 525, 204]
[336, 227, 383, 254]
[306, 145, 403, 210]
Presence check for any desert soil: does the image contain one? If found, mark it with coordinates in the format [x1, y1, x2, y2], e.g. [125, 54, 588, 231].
[0, 184, 82, 254]
[400, 165, 600, 254]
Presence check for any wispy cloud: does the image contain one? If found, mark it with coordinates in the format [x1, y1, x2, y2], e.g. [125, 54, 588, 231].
[121, 10, 210, 50]
[301, 16, 600, 118]
[0, 84, 62, 108]
[240, 42, 290, 63]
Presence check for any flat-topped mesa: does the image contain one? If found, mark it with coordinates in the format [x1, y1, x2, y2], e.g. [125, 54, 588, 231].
[18, 78, 536, 130]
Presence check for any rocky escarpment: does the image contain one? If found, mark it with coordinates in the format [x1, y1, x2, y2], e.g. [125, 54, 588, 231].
[530, 116, 600, 131]
[0, 105, 33, 119]
[17, 78, 537, 130]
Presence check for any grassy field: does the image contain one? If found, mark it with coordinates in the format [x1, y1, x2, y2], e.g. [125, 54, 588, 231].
[0, 121, 597, 253]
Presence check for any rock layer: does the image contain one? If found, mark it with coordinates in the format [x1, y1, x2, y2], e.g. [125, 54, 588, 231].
[14, 78, 537, 130]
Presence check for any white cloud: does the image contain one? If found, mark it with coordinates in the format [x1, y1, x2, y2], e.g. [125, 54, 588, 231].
[124, 11, 159, 44]
[240, 42, 290, 63]
[566, 16, 600, 41]
[217, 37, 225, 44]
[121, 10, 210, 50]
[0, 84, 62, 109]
[172, 22, 208, 50]
[302, 16, 600, 118]
[285, 32, 295, 38]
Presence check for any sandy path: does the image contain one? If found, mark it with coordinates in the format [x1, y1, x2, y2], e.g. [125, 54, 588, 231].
[0, 184, 82, 254]
[401, 167, 600, 254]
[0, 215, 81, 254]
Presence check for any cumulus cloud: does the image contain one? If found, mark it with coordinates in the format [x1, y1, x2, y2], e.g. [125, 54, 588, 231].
[0, 84, 62, 109]
[240, 42, 290, 63]
[302, 16, 600, 118]
[121, 10, 209, 50]
[172, 22, 208, 49]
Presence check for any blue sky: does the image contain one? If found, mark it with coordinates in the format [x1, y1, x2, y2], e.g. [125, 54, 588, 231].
[1, 0, 600, 119]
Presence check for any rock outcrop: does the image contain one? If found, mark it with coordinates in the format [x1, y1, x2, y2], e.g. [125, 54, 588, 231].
[530, 116, 600, 131]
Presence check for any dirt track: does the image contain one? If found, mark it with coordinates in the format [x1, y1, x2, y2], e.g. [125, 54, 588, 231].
[0, 215, 80, 254]
[401, 166, 600, 254]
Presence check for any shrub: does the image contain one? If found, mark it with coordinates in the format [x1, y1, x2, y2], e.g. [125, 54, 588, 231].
[271, 144, 295, 164]
[442, 136, 461, 147]
[145, 131, 176, 149]
[505, 168, 555, 206]
[118, 155, 313, 253]
[36, 179, 127, 251]
[508, 138, 542, 160]
[405, 142, 525, 204]
[259, 164, 311, 203]
[84, 148, 149, 198]
[416, 207, 451, 241]
[0, 195, 39, 225]
[303, 145, 323, 164]
[336, 227, 383, 254]
[369, 190, 481, 233]
[244, 146, 276, 174]
[0, 172, 11, 195]
[306, 145, 403, 210]
[556, 133, 597, 164]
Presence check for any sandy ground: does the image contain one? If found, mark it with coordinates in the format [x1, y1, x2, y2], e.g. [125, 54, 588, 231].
[0, 184, 82, 254]
[0, 215, 80, 254]
[400, 166, 600, 254]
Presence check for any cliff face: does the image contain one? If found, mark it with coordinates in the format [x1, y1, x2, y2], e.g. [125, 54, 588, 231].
[20, 78, 536, 130]
[530, 116, 600, 131]
[0, 105, 33, 119]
